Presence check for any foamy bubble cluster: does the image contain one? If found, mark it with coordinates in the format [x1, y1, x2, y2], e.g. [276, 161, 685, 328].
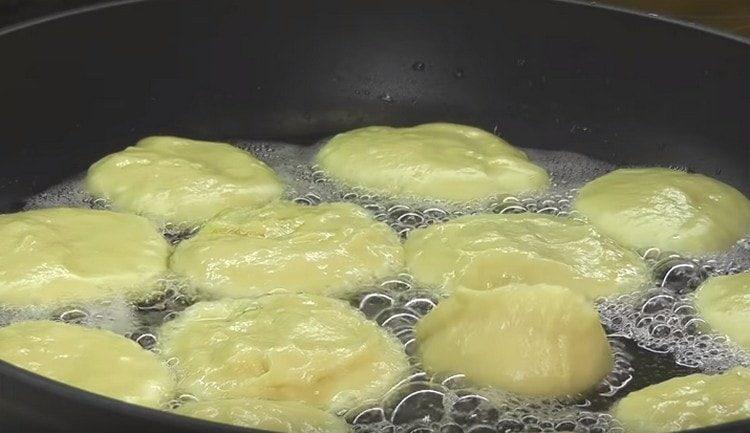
[600, 289, 750, 373]
[599, 254, 750, 373]
[524, 148, 616, 192]
[347, 376, 624, 433]
[0, 276, 199, 353]
[0, 297, 137, 336]
[22, 174, 92, 211]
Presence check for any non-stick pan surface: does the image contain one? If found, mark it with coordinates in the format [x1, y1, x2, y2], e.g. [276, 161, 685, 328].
[0, 1, 748, 432]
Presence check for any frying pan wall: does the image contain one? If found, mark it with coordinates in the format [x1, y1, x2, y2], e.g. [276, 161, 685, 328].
[0, 0, 748, 432]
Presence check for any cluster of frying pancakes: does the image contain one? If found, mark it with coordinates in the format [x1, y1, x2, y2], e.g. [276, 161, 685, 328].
[1, 123, 750, 433]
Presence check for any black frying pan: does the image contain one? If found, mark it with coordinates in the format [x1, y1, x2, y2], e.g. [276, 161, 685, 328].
[0, 1, 748, 432]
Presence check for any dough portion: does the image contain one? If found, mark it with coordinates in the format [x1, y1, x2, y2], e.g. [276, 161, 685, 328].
[416, 285, 613, 397]
[173, 399, 349, 433]
[695, 272, 750, 350]
[0, 208, 169, 307]
[315, 123, 549, 202]
[158, 295, 409, 412]
[404, 212, 649, 300]
[170, 201, 403, 299]
[0, 320, 173, 407]
[86, 136, 284, 227]
[574, 168, 750, 254]
[613, 367, 750, 433]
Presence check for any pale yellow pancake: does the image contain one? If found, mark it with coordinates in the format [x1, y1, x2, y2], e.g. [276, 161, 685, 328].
[695, 272, 750, 350]
[416, 285, 613, 398]
[575, 168, 750, 254]
[0, 320, 173, 408]
[86, 136, 284, 227]
[316, 123, 549, 202]
[404, 212, 649, 300]
[158, 295, 409, 412]
[170, 201, 403, 299]
[174, 399, 349, 433]
[0, 207, 169, 307]
[613, 367, 750, 433]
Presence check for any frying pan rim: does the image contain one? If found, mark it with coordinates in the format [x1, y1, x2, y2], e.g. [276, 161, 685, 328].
[0, 0, 749, 433]
[552, 0, 750, 45]
[0, 0, 147, 37]
[0, 0, 748, 46]
[5, 357, 750, 433]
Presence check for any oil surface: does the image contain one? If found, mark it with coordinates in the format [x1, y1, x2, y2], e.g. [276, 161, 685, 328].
[9, 138, 750, 433]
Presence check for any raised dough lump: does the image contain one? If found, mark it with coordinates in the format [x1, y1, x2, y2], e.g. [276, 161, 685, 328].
[173, 398, 349, 433]
[0, 207, 169, 307]
[0, 320, 173, 408]
[316, 123, 549, 202]
[416, 285, 613, 398]
[158, 294, 409, 412]
[404, 212, 649, 300]
[170, 201, 404, 299]
[613, 367, 750, 433]
[86, 136, 284, 227]
[574, 168, 750, 254]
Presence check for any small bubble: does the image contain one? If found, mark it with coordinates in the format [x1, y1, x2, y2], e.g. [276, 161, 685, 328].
[404, 297, 437, 316]
[162, 311, 180, 322]
[348, 406, 386, 425]
[441, 424, 464, 433]
[555, 420, 577, 431]
[467, 425, 494, 433]
[385, 383, 446, 425]
[133, 332, 157, 349]
[356, 292, 395, 319]
[57, 308, 89, 323]
[497, 419, 524, 433]
[375, 307, 420, 329]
